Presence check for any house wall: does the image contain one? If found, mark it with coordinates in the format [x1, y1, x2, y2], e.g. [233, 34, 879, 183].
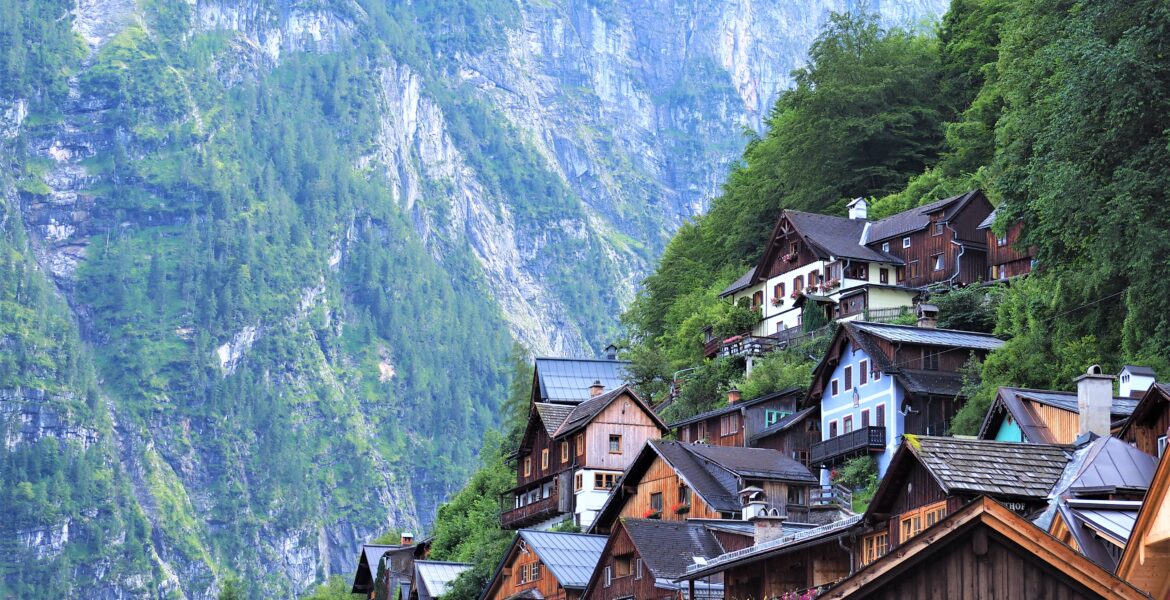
[744, 396, 798, 440]
[869, 196, 993, 289]
[584, 526, 660, 600]
[679, 412, 744, 447]
[582, 396, 662, 471]
[1025, 400, 1083, 445]
[987, 222, 1033, 280]
[519, 417, 569, 487]
[618, 456, 722, 521]
[1123, 394, 1170, 457]
[819, 343, 906, 479]
[724, 541, 851, 599]
[752, 415, 821, 468]
[484, 546, 568, 600]
[993, 413, 1024, 442]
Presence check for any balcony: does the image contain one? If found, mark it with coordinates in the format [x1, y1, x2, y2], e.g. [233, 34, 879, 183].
[499, 473, 571, 529]
[703, 325, 827, 359]
[500, 493, 563, 529]
[810, 484, 854, 512]
[810, 426, 886, 466]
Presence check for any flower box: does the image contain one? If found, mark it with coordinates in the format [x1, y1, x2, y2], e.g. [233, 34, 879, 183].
[642, 509, 662, 519]
[771, 297, 783, 306]
[672, 503, 690, 515]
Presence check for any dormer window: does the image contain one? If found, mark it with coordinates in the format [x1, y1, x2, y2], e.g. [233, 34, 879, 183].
[932, 221, 944, 236]
[902, 237, 911, 248]
[882, 242, 890, 253]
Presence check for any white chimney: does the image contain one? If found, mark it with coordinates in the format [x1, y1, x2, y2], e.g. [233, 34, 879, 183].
[1119, 365, 1156, 398]
[1075, 365, 1115, 437]
[916, 303, 939, 329]
[848, 197, 868, 220]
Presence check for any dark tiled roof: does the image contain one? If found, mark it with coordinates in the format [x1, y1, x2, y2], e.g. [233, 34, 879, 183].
[518, 530, 607, 589]
[553, 386, 666, 437]
[669, 388, 800, 429]
[534, 358, 629, 404]
[1066, 436, 1157, 495]
[849, 321, 1005, 351]
[867, 191, 977, 243]
[720, 266, 757, 297]
[977, 208, 997, 230]
[897, 369, 966, 397]
[1008, 389, 1140, 417]
[685, 443, 817, 483]
[785, 210, 900, 264]
[654, 441, 743, 511]
[653, 441, 816, 512]
[1122, 365, 1157, 377]
[622, 519, 728, 579]
[906, 436, 1073, 499]
[534, 403, 574, 437]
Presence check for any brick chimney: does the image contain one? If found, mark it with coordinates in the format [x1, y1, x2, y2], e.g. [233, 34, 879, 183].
[727, 387, 742, 404]
[1075, 365, 1114, 437]
[590, 380, 605, 397]
[847, 197, 868, 220]
[401, 531, 414, 546]
[917, 303, 939, 329]
[1119, 365, 1156, 398]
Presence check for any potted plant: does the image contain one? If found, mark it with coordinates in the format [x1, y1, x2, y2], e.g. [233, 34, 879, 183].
[771, 297, 783, 306]
[672, 502, 690, 515]
[642, 509, 662, 519]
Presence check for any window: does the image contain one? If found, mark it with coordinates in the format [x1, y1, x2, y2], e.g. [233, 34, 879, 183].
[844, 366, 853, 390]
[932, 254, 944, 271]
[635, 558, 643, 580]
[862, 532, 889, 566]
[793, 449, 810, 465]
[829, 420, 838, 438]
[518, 563, 528, 584]
[794, 275, 804, 294]
[902, 237, 911, 248]
[595, 473, 618, 489]
[604, 566, 612, 588]
[679, 485, 691, 505]
[576, 433, 585, 456]
[575, 472, 583, 491]
[1159, 435, 1167, 458]
[843, 415, 854, 433]
[880, 268, 889, 284]
[860, 360, 869, 385]
[650, 492, 664, 513]
[932, 220, 944, 236]
[524, 457, 532, 477]
[561, 441, 569, 463]
[720, 413, 739, 436]
[774, 282, 785, 300]
[873, 367, 881, 381]
[861, 409, 870, 428]
[697, 421, 707, 440]
[844, 263, 869, 280]
[896, 266, 905, 282]
[909, 260, 920, 279]
[831, 379, 840, 396]
[997, 234, 1008, 247]
[681, 428, 691, 443]
[922, 348, 939, 370]
[811, 269, 821, 284]
[882, 242, 890, 253]
[752, 290, 763, 309]
[790, 241, 800, 255]
[609, 434, 622, 454]
[530, 563, 541, 581]
[900, 501, 947, 542]
[541, 449, 549, 470]
[875, 404, 886, 428]
[765, 409, 788, 427]
[787, 485, 805, 505]
[615, 555, 633, 578]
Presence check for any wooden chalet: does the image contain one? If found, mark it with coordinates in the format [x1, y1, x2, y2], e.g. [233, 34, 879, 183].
[807, 320, 1004, 476]
[351, 544, 398, 599]
[479, 530, 606, 600]
[504, 383, 667, 530]
[589, 440, 829, 536]
[977, 208, 1035, 281]
[351, 534, 431, 600]
[1120, 380, 1170, 458]
[409, 560, 470, 600]
[822, 497, 1150, 600]
[1116, 449, 1170, 599]
[670, 387, 802, 448]
[856, 436, 1073, 570]
[978, 387, 1140, 444]
[749, 405, 821, 468]
[580, 518, 752, 600]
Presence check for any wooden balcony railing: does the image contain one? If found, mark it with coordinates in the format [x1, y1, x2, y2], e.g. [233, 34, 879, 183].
[500, 493, 562, 529]
[810, 426, 886, 466]
[703, 325, 830, 359]
[499, 472, 572, 529]
[810, 484, 854, 512]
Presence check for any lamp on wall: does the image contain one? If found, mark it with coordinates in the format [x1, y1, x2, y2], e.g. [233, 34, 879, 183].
[900, 404, 920, 416]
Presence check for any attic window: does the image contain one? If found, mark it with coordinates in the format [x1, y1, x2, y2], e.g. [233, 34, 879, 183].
[933, 221, 944, 236]
[609, 434, 622, 453]
[902, 237, 911, 248]
[922, 349, 939, 370]
[882, 242, 890, 253]
[932, 254, 944, 271]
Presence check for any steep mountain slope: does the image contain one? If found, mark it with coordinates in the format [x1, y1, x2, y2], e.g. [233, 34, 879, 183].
[0, 0, 945, 597]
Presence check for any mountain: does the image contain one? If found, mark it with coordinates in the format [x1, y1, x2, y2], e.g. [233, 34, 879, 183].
[0, 0, 946, 597]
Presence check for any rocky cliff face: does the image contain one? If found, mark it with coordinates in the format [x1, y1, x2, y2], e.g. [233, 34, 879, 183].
[0, 0, 946, 597]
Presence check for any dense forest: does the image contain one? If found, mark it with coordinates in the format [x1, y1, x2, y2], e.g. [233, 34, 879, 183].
[423, 0, 1170, 597]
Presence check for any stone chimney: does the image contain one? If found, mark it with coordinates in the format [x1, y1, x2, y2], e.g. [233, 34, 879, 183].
[590, 380, 605, 397]
[1119, 365, 1156, 398]
[727, 387, 742, 404]
[605, 343, 618, 360]
[847, 197, 868, 220]
[1075, 365, 1115, 438]
[916, 303, 939, 329]
[401, 532, 414, 546]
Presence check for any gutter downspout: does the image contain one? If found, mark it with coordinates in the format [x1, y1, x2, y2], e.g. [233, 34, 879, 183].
[947, 221, 963, 287]
[839, 535, 855, 575]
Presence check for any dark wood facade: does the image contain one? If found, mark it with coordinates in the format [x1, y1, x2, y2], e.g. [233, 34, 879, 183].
[751, 407, 821, 468]
[866, 192, 993, 289]
[723, 539, 852, 599]
[675, 391, 801, 448]
[986, 221, 1034, 280]
[482, 543, 574, 600]
[584, 525, 662, 600]
[1120, 384, 1170, 458]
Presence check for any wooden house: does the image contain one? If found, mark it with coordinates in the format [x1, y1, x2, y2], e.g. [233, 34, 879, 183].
[479, 530, 606, 600]
[1116, 449, 1170, 599]
[351, 536, 432, 600]
[807, 320, 1004, 477]
[351, 544, 398, 599]
[822, 497, 1150, 600]
[979, 387, 1140, 444]
[749, 405, 821, 468]
[408, 561, 471, 600]
[978, 208, 1035, 281]
[589, 440, 823, 535]
[670, 387, 802, 447]
[855, 436, 1073, 570]
[503, 384, 667, 530]
[580, 518, 750, 600]
[1120, 381, 1170, 458]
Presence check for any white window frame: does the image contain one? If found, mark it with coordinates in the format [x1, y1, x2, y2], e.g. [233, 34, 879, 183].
[635, 558, 643, 580]
[605, 566, 613, 587]
[1158, 435, 1167, 457]
[882, 242, 890, 252]
[902, 237, 911, 248]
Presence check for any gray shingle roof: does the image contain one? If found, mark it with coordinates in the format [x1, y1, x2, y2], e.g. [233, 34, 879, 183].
[907, 436, 1073, 499]
[850, 321, 1005, 351]
[669, 387, 801, 429]
[785, 210, 900, 263]
[1066, 436, 1158, 495]
[1122, 365, 1157, 377]
[518, 530, 607, 589]
[867, 191, 977, 242]
[720, 266, 757, 297]
[621, 519, 729, 579]
[651, 441, 817, 512]
[977, 208, 997, 230]
[552, 386, 666, 438]
[414, 561, 471, 599]
[749, 405, 819, 442]
[686, 443, 817, 483]
[534, 403, 574, 437]
[534, 358, 630, 404]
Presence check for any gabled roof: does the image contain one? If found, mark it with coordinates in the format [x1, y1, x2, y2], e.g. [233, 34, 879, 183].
[351, 544, 399, 593]
[589, 440, 817, 532]
[976, 207, 998, 230]
[1066, 436, 1158, 496]
[749, 405, 819, 443]
[867, 437, 1073, 517]
[784, 210, 900, 264]
[1122, 365, 1157, 377]
[533, 403, 574, 437]
[980, 387, 1141, 443]
[533, 357, 629, 404]
[517, 530, 606, 589]
[1116, 449, 1170, 598]
[669, 387, 801, 429]
[414, 561, 471, 599]
[681, 515, 863, 580]
[1053, 500, 1141, 570]
[552, 385, 668, 438]
[621, 519, 728, 579]
[824, 498, 1149, 599]
[849, 321, 1005, 351]
[866, 190, 982, 243]
[720, 266, 757, 297]
[1118, 382, 1170, 439]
